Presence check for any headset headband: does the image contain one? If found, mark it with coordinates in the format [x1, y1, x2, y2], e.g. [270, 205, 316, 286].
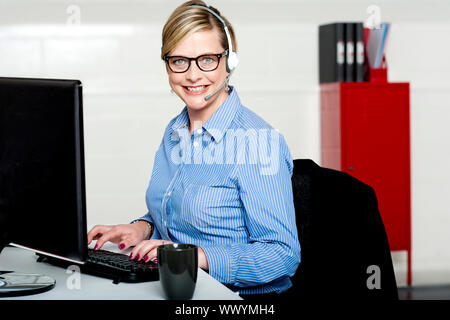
[188, 4, 238, 72]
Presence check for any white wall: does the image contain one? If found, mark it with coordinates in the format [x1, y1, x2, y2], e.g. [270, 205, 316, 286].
[1, 0, 450, 287]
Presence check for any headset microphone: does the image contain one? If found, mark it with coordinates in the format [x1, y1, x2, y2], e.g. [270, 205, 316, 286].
[204, 72, 232, 101]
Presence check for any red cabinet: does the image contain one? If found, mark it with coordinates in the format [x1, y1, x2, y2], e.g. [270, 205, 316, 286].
[320, 81, 411, 285]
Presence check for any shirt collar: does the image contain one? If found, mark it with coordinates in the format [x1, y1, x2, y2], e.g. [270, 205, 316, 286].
[172, 106, 189, 131]
[203, 86, 241, 143]
[172, 86, 241, 143]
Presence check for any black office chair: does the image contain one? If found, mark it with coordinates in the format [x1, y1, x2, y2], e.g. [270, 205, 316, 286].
[287, 159, 398, 300]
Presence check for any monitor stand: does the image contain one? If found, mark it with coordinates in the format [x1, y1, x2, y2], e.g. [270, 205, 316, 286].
[0, 271, 55, 297]
[0, 212, 55, 297]
[0, 238, 55, 297]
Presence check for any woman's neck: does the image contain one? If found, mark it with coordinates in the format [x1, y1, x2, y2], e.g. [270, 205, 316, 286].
[187, 89, 229, 135]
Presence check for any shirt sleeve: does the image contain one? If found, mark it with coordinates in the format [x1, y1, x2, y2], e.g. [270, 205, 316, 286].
[201, 133, 301, 288]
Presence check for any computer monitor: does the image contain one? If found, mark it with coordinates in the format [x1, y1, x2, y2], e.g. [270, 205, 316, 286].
[0, 77, 87, 264]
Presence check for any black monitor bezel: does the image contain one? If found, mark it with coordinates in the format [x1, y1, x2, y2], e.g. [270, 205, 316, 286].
[0, 76, 88, 264]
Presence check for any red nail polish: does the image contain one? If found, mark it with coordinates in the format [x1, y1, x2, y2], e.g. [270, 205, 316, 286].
[94, 244, 98, 250]
[144, 255, 149, 262]
[136, 254, 140, 260]
[119, 243, 125, 250]
[129, 253, 133, 260]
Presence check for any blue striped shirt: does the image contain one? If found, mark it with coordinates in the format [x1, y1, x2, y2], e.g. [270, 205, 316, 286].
[136, 87, 300, 295]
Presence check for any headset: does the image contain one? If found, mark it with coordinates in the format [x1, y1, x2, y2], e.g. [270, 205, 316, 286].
[188, 4, 239, 73]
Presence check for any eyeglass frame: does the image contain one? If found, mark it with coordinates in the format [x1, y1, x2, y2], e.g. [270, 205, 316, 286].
[163, 49, 228, 73]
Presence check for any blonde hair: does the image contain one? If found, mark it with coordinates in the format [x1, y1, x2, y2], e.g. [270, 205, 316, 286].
[161, 0, 237, 59]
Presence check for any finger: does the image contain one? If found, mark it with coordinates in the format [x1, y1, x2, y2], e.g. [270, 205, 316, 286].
[129, 240, 150, 260]
[93, 234, 103, 241]
[125, 229, 146, 251]
[87, 226, 99, 244]
[139, 240, 172, 262]
[143, 247, 158, 263]
[87, 225, 110, 244]
[118, 236, 134, 251]
[114, 225, 145, 251]
[137, 241, 159, 262]
[94, 228, 122, 250]
[131, 240, 161, 261]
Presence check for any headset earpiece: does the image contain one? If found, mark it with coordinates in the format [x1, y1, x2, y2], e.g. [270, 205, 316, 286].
[226, 51, 239, 73]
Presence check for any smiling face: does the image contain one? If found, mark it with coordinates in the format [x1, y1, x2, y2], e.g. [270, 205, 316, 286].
[166, 27, 229, 125]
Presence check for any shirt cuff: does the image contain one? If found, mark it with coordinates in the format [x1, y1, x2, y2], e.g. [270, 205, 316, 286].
[200, 244, 239, 285]
[150, 226, 161, 240]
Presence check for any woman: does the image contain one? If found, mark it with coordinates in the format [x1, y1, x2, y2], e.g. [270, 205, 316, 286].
[87, 0, 300, 298]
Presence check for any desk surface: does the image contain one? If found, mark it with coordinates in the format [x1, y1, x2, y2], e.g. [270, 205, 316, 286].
[0, 244, 242, 300]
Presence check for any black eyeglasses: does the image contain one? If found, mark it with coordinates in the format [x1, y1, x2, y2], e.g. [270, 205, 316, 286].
[164, 50, 228, 73]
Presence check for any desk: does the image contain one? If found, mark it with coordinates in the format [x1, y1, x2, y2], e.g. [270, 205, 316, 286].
[0, 245, 242, 300]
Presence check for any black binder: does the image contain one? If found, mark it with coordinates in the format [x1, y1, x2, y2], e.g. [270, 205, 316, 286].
[354, 23, 365, 82]
[319, 23, 345, 83]
[344, 23, 355, 82]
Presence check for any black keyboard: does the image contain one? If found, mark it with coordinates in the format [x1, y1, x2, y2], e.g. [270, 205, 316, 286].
[37, 249, 159, 284]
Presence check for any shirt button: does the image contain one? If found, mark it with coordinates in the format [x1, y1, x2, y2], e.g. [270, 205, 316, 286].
[167, 191, 172, 197]
[164, 221, 167, 227]
[197, 129, 202, 135]
[193, 141, 198, 147]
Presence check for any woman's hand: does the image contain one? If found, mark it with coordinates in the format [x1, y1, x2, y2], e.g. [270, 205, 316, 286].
[130, 239, 209, 271]
[130, 239, 174, 262]
[87, 221, 151, 251]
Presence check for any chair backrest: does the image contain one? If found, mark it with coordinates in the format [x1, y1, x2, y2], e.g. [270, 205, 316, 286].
[289, 159, 398, 300]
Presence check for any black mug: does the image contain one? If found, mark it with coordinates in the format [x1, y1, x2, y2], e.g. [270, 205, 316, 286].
[157, 243, 198, 300]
